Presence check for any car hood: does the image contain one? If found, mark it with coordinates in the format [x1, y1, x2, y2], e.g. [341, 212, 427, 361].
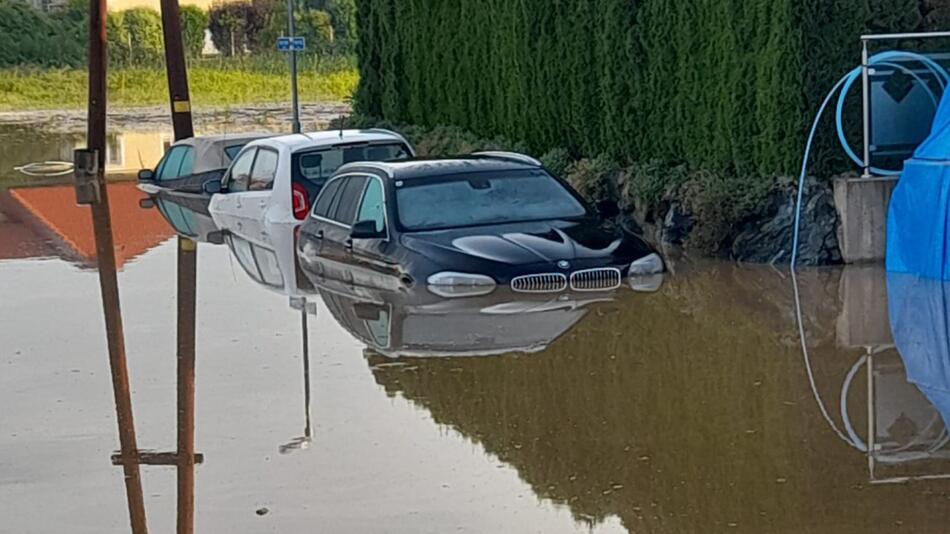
[401, 219, 637, 266]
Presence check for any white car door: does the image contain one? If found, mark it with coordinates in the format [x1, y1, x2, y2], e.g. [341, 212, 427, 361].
[210, 146, 280, 244]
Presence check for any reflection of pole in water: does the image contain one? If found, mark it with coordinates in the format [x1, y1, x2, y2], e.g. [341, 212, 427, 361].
[176, 237, 198, 534]
[280, 307, 313, 453]
[78, 0, 148, 529]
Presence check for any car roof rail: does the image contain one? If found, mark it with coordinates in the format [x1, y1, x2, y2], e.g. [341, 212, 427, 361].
[335, 161, 395, 177]
[471, 151, 542, 167]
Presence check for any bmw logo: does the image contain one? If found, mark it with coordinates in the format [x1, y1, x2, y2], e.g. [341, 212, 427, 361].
[557, 260, 571, 270]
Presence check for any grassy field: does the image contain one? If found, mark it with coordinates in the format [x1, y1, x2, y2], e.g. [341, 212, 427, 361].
[0, 59, 358, 110]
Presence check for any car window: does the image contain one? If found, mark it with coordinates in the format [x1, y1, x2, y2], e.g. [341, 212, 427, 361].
[331, 176, 368, 225]
[312, 178, 343, 218]
[249, 148, 278, 191]
[364, 307, 391, 348]
[156, 146, 193, 181]
[396, 170, 587, 231]
[295, 142, 411, 186]
[224, 144, 245, 160]
[227, 148, 256, 192]
[228, 235, 262, 284]
[356, 178, 386, 233]
[253, 245, 284, 287]
[155, 199, 196, 236]
[178, 147, 194, 177]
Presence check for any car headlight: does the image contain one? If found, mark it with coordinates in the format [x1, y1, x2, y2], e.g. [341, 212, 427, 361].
[426, 272, 496, 298]
[628, 253, 664, 276]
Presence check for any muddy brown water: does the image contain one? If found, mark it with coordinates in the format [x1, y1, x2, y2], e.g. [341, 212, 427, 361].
[3, 131, 950, 533]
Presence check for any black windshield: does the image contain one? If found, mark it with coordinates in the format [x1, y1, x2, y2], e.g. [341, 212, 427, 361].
[395, 170, 588, 231]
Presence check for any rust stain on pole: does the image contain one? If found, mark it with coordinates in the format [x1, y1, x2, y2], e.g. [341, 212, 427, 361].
[85, 0, 148, 531]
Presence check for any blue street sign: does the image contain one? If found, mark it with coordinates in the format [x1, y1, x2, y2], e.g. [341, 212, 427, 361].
[277, 36, 306, 52]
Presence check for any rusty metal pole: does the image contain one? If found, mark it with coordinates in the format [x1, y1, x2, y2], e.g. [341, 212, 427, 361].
[81, 0, 148, 531]
[159, 0, 194, 140]
[175, 237, 197, 534]
[157, 2, 197, 532]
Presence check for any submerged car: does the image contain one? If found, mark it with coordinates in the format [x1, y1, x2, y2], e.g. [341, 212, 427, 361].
[297, 152, 663, 297]
[208, 129, 414, 227]
[137, 133, 270, 194]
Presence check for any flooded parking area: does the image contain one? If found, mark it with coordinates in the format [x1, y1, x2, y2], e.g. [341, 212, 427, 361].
[3, 137, 950, 533]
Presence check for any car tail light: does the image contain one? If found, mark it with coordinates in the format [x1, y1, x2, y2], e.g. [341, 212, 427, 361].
[292, 182, 309, 220]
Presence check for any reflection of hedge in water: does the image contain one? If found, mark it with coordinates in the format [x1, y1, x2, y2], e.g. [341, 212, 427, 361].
[355, 0, 945, 178]
[369, 265, 950, 532]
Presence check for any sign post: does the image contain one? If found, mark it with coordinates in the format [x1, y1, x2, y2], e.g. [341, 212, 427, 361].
[278, 1, 305, 134]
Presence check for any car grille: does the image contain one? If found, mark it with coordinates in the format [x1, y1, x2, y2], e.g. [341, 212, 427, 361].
[511, 273, 568, 293]
[570, 267, 622, 291]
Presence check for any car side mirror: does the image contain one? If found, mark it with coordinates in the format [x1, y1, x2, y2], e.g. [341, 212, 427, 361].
[203, 179, 223, 195]
[138, 169, 155, 182]
[207, 230, 228, 245]
[350, 220, 385, 240]
[596, 199, 620, 218]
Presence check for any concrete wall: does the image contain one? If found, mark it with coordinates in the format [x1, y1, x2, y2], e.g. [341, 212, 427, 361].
[833, 176, 898, 264]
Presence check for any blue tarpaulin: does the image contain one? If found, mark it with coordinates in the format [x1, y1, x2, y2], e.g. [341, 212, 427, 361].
[887, 89, 950, 279]
[888, 273, 950, 429]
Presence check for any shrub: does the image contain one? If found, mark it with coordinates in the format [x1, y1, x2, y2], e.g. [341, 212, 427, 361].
[123, 8, 164, 65]
[180, 5, 210, 58]
[563, 156, 618, 205]
[0, 0, 85, 67]
[354, 0, 933, 179]
[539, 147, 571, 178]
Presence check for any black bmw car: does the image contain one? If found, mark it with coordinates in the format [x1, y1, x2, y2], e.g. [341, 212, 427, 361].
[296, 152, 663, 297]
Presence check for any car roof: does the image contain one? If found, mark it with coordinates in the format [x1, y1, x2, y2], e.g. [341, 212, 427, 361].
[171, 133, 273, 173]
[337, 152, 543, 180]
[244, 129, 411, 154]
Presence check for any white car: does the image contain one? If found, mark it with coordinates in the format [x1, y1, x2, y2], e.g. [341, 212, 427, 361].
[207, 129, 414, 232]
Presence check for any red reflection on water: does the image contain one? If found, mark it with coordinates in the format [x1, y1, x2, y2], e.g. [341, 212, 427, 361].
[2, 182, 173, 267]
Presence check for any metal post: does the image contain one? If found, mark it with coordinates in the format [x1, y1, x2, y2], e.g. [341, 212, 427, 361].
[301, 308, 312, 440]
[287, 0, 301, 134]
[159, 0, 195, 140]
[156, 4, 197, 532]
[176, 237, 197, 534]
[867, 350, 876, 480]
[861, 39, 872, 178]
[84, 0, 148, 531]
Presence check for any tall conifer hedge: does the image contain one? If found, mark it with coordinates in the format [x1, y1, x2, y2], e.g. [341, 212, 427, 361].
[354, 0, 938, 177]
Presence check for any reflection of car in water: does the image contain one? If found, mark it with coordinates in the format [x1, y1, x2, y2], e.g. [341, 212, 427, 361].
[312, 274, 613, 358]
[208, 130, 414, 227]
[297, 153, 663, 299]
[213, 211, 315, 307]
[147, 190, 220, 243]
[138, 133, 270, 194]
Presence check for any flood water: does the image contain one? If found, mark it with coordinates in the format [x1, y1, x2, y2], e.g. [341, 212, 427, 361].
[3, 132, 950, 533]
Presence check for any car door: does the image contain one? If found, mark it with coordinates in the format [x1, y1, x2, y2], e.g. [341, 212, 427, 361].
[300, 176, 344, 279]
[210, 146, 256, 223]
[349, 175, 402, 290]
[212, 146, 279, 242]
[314, 174, 368, 284]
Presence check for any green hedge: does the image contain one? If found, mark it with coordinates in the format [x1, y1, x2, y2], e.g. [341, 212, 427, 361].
[354, 0, 938, 178]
